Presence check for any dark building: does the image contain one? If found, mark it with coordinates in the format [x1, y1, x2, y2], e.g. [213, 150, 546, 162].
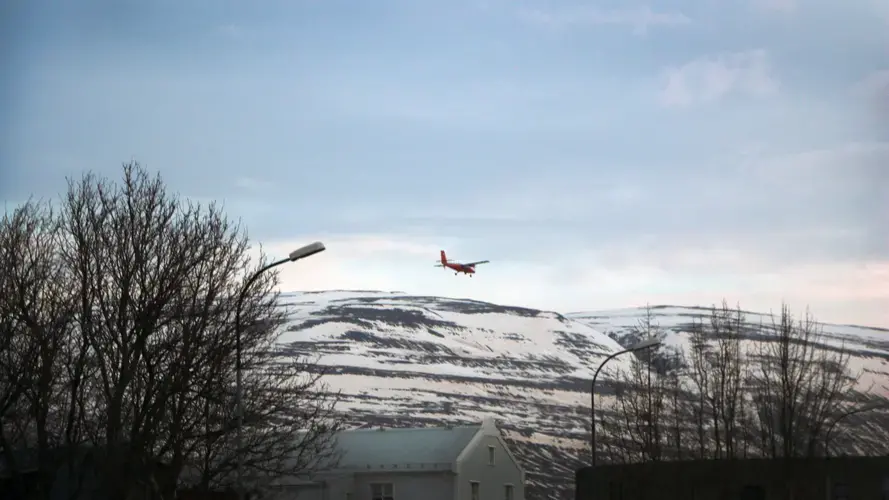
[576, 456, 889, 500]
[0, 445, 170, 500]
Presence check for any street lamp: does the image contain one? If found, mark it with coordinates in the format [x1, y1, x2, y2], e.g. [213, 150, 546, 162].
[590, 337, 662, 467]
[824, 401, 886, 458]
[823, 400, 886, 500]
[234, 241, 326, 499]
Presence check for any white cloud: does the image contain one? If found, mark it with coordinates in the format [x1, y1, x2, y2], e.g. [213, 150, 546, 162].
[660, 50, 779, 108]
[454, 174, 649, 222]
[248, 141, 886, 328]
[234, 177, 274, 192]
[741, 141, 889, 198]
[852, 70, 889, 98]
[311, 77, 565, 128]
[752, 0, 797, 14]
[752, 0, 888, 19]
[517, 5, 690, 34]
[852, 70, 889, 123]
[254, 233, 889, 328]
[869, 0, 889, 25]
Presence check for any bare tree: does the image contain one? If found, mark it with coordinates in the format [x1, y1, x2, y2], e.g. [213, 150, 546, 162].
[610, 358, 669, 462]
[185, 352, 341, 493]
[600, 300, 863, 464]
[598, 407, 630, 465]
[674, 302, 749, 460]
[1, 162, 343, 500]
[0, 202, 43, 494]
[748, 303, 858, 458]
[704, 302, 746, 459]
[0, 200, 89, 500]
[664, 368, 686, 461]
[685, 315, 711, 459]
[603, 305, 670, 463]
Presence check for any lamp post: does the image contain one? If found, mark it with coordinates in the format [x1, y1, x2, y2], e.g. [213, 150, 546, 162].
[823, 401, 886, 500]
[590, 337, 662, 467]
[824, 401, 885, 458]
[235, 241, 326, 500]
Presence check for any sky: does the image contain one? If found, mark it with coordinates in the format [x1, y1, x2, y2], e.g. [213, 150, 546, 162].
[1, 0, 887, 327]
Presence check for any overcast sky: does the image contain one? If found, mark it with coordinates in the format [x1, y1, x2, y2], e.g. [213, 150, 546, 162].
[2, 0, 887, 326]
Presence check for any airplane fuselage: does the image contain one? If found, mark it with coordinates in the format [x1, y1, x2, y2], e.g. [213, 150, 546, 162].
[446, 263, 475, 274]
[438, 250, 486, 277]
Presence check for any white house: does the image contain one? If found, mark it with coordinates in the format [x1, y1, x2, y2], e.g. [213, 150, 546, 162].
[270, 417, 525, 500]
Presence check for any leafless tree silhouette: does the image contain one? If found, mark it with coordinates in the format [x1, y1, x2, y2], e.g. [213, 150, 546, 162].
[0, 163, 342, 500]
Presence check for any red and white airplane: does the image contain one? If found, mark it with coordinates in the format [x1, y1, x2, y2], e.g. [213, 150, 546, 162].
[435, 250, 489, 277]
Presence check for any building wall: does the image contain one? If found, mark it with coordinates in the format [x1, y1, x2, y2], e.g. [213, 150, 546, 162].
[265, 484, 325, 500]
[456, 435, 524, 500]
[341, 471, 453, 500]
[575, 456, 889, 500]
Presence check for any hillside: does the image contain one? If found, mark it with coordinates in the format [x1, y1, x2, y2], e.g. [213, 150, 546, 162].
[567, 305, 889, 398]
[272, 291, 889, 500]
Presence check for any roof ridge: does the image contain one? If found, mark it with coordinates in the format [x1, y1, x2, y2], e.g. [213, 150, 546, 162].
[344, 424, 482, 433]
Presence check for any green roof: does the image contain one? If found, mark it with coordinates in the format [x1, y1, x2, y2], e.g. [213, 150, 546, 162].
[335, 424, 482, 468]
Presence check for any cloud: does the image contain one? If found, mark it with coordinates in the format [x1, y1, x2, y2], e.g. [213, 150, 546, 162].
[255, 233, 889, 328]
[752, 0, 797, 14]
[6, 0, 885, 329]
[660, 50, 779, 108]
[852, 70, 889, 123]
[307, 76, 568, 128]
[234, 177, 274, 192]
[738, 141, 888, 239]
[517, 5, 690, 34]
[307, 140, 885, 275]
[852, 70, 889, 98]
[746, 141, 888, 185]
[252, 233, 464, 296]
[869, 0, 889, 25]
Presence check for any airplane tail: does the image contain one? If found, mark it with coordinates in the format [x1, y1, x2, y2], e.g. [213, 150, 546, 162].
[440, 250, 447, 265]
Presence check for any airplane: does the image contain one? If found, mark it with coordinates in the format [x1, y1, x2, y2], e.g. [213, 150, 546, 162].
[434, 250, 489, 277]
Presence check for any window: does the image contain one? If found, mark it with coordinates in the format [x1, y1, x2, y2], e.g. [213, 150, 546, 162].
[504, 484, 514, 500]
[488, 445, 496, 465]
[371, 483, 393, 500]
[471, 481, 480, 500]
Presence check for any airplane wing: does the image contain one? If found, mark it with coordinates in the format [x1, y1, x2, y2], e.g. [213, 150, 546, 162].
[464, 260, 490, 266]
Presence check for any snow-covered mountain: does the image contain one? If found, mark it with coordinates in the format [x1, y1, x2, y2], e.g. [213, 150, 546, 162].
[272, 291, 889, 500]
[567, 306, 889, 398]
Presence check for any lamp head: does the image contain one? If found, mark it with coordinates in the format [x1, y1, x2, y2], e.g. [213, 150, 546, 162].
[630, 337, 662, 351]
[289, 241, 326, 262]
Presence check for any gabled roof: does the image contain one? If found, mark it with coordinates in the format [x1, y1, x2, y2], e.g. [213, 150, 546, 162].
[334, 423, 482, 469]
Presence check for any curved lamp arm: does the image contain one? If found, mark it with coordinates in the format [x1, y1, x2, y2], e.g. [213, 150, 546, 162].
[824, 401, 886, 458]
[590, 337, 661, 467]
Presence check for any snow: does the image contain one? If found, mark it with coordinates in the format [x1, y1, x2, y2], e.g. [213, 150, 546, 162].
[568, 305, 889, 397]
[276, 291, 632, 381]
[274, 293, 889, 436]
[267, 292, 889, 499]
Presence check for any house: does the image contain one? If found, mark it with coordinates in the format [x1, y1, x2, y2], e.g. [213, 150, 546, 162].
[270, 417, 525, 500]
[0, 444, 169, 500]
[575, 456, 889, 500]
